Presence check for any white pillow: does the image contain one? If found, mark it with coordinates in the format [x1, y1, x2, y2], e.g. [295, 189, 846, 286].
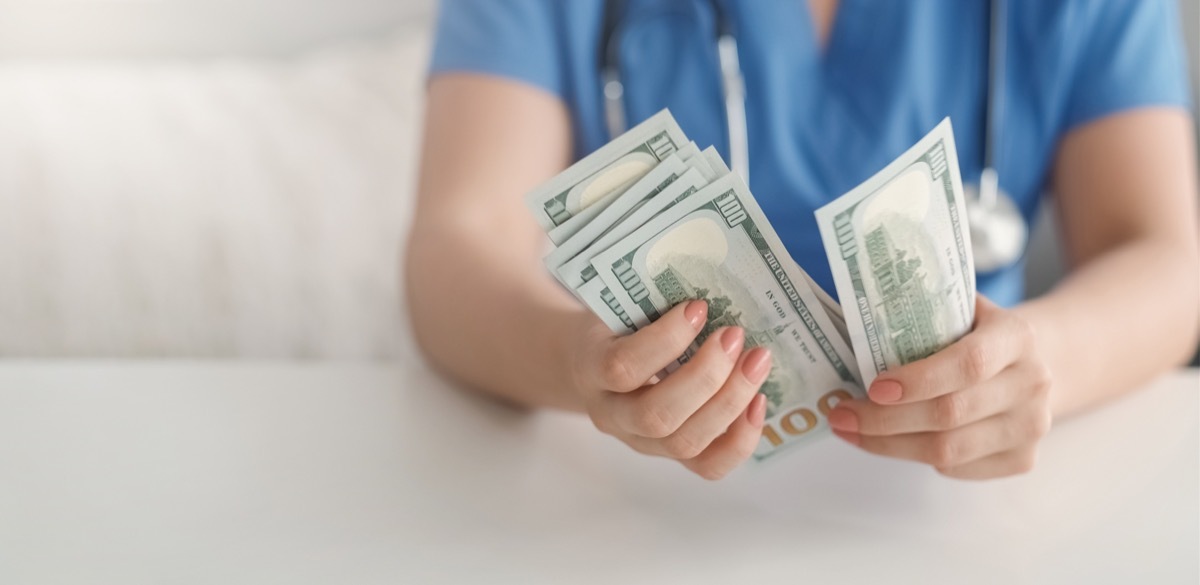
[0, 27, 430, 360]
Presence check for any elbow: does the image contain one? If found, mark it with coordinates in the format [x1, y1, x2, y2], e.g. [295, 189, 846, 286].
[1136, 231, 1200, 369]
[1179, 237, 1200, 368]
[1168, 243, 1200, 368]
[1178, 297, 1200, 369]
[401, 218, 491, 390]
[402, 224, 448, 371]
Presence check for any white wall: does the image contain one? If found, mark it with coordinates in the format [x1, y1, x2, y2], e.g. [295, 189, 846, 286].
[0, 0, 434, 59]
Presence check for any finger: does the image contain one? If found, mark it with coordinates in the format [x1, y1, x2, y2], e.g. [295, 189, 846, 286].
[833, 411, 1030, 469]
[830, 366, 1028, 436]
[682, 393, 768, 480]
[866, 296, 1031, 405]
[655, 347, 773, 460]
[602, 326, 744, 438]
[935, 446, 1040, 480]
[592, 300, 708, 392]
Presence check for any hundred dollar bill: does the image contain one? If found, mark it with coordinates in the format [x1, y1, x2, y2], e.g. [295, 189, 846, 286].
[525, 110, 688, 244]
[675, 141, 704, 168]
[681, 145, 718, 182]
[577, 276, 637, 334]
[815, 118, 976, 386]
[701, 146, 731, 178]
[557, 169, 709, 291]
[549, 142, 713, 247]
[588, 173, 865, 460]
[799, 267, 843, 321]
[799, 267, 850, 349]
[543, 154, 714, 279]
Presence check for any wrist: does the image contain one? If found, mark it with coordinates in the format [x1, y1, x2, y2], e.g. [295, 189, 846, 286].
[1013, 296, 1081, 417]
[536, 303, 593, 412]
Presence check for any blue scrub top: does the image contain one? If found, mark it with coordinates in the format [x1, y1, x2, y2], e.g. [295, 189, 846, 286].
[429, 0, 1192, 306]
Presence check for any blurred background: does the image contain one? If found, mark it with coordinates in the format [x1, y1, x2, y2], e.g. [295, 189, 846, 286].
[0, 0, 1195, 360]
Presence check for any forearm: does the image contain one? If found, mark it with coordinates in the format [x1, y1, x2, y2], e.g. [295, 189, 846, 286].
[406, 217, 587, 412]
[1015, 236, 1199, 417]
[409, 75, 582, 411]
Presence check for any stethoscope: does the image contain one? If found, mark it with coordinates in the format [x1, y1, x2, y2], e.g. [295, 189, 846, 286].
[600, 0, 1028, 272]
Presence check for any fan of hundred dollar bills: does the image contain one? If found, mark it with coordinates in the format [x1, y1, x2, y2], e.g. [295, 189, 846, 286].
[526, 110, 977, 461]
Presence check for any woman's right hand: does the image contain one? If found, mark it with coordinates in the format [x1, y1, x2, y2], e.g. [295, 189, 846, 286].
[565, 300, 773, 480]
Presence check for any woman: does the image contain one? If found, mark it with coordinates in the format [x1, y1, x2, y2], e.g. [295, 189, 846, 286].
[406, 0, 1199, 480]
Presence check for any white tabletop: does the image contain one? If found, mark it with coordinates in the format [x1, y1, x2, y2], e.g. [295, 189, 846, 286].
[0, 361, 1195, 585]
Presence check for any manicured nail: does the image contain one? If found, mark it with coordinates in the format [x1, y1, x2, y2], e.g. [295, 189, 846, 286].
[720, 327, 745, 357]
[832, 429, 862, 446]
[869, 379, 903, 403]
[685, 300, 708, 329]
[826, 407, 859, 432]
[746, 393, 767, 427]
[742, 347, 772, 383]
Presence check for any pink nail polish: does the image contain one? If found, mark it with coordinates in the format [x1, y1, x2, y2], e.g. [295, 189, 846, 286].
[869, 379, 903, 403]
[826, 408, 859, 433]
[720, 327, 744, 357]
[746, 393, 767, 426]
[685, 300, 708, 329]
[742, 347, 772, 383]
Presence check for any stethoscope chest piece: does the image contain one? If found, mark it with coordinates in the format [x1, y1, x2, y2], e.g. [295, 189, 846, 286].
[965, 168, 1027, 273]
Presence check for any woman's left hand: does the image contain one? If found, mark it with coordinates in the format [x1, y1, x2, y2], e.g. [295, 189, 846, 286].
[826, 296, 1055, 480]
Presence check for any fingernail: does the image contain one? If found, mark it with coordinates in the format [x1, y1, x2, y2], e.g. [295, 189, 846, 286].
[832, 429, 862, 446]
[826, 407, 859, 432]
[742, 347, 772, 383]
[746, 393, 767, 427]
[869, 379, 903, 403]
[720, 327, 744, 357]
[685, 300, 708, 329]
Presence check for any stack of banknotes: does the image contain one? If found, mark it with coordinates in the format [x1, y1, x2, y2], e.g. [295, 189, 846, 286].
[525, 110, 975, 461]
